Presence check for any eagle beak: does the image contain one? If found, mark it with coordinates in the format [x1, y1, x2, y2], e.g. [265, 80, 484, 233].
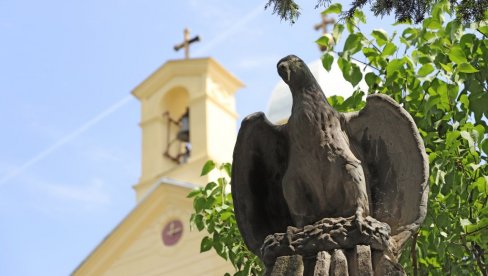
[278, 61, 291, 83]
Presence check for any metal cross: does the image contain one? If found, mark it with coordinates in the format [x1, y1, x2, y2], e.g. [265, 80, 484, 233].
[166, 221, 182, 236]
[314, 15, 335, 51]
[174, 28, 201, 59]
[314, 14, 335, 35]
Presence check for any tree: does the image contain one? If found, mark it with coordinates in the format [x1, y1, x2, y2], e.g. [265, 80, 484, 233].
[188, 161, 264, 275]
[189, 1, 488, 275]
[318, 2, 488, 274]
[265, 0, 487, 24]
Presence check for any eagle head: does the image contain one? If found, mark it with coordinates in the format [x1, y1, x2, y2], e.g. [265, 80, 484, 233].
[277, 55, 317, 92]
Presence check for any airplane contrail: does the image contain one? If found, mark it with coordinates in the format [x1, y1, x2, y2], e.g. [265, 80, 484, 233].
[0, 95, 132, 186]
[0, 2, 266, 186]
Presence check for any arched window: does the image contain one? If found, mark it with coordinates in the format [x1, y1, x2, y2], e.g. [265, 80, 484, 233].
[161, 87, 191, 164]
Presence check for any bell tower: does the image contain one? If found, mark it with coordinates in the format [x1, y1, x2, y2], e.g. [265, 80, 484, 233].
[73, 30, 243, 275]
[132, 57, 243, 201]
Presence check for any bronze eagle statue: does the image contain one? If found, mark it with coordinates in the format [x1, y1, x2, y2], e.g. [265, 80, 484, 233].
[231, 55, 429, 258]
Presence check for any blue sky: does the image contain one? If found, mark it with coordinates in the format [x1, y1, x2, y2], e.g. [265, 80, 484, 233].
[0, 1, 397, 275]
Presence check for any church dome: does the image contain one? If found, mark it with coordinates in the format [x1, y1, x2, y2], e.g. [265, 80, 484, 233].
[266, 53, 371, 123]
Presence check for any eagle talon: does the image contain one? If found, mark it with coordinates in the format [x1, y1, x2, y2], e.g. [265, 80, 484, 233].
[355, 209, 365, 234]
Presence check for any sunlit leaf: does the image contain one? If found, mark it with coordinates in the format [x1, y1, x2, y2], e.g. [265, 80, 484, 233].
[201, 160, 216, 176]
[372, 29, 388, 46]
[448, 45, 468, 64]
[382, 42, 397, 57]
[322, 52, 334, 72]
[343, 33, 362, 54]
[321, 3, 342, 15]
[458, 63, 478, 73]
[418, 63, 435, 77]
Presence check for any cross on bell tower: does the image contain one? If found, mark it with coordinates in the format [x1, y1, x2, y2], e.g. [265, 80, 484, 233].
[173, 28, 201, 59]
[314, 15, 335, 51]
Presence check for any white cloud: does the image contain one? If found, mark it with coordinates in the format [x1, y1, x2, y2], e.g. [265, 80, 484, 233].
[41, 178, 111, 205]
[0, 175, 113, 217]
[80, 146, 139, 178]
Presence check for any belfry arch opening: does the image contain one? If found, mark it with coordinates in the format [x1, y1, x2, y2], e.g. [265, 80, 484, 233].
[161, 86, 191, 164]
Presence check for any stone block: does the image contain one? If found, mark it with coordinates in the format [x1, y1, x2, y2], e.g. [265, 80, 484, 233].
[330, 249, 348, 276]
[347, 245, 373, 276]
[271, 255, 304, 276]
[314, 251, 331, 276]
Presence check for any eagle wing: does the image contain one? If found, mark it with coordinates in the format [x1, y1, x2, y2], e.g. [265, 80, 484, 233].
[232, 112, 292, 257]
[344, 94, 429, 249]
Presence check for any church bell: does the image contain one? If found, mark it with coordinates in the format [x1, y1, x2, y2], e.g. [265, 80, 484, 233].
[176, 111, 190, 142]
[163, 108, 191, 164]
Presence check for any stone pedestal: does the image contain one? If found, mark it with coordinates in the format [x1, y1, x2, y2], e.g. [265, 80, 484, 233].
[262, 216, 405, 276]
[267, 245, 404, 276]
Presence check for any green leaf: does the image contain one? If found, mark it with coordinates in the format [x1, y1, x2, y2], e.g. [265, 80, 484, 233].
[418, 63, 435, 77]
[220, 211, 233, 221]
[194, 214, 204, 231]
[328, 95, 345, 109]
[437, 213, 449, 228]
[474, 125, 485, 142]
[201, 160, 216, 176]
[316, 35, 332, 47]
[481, 139, 488, 155]
[386, 59, 404, 78]
[457, 63, 478, 73]
[353, 10, 366, 23]
[187, 188, 202, 198]
[365, 72, 380, 88]
[194, 197, 206, 213]
[382, 42, 397, 57]
[322, 52, 334, 72]
[466, 218, 488, 234]
[459, 94, 469, 109]
[200, 236, 213, 252]
[423, 18, 442, 29]
[321, 3, 342, 15]
[343, 33, 362, 54]
[460, 130, 475, 149]
[479, 26, 488, 36]
[440, 63, 453, 73]
[349, 64, 362, 87]
[342, 90, 365, 109]
[338, 57, 362, 87]
[448, 244, 465, 259]
[372, 29, 388, 46]
[332, 23, 344, 44]
[448, 45, 468, 64]
[402, 27, 419, 41]
[222, 163, 232, 177]
[469, 88, 488, 120]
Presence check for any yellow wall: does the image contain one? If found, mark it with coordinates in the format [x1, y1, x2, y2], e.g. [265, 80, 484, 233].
[107, 186, 230, 276]
[133, 58, 242, 201]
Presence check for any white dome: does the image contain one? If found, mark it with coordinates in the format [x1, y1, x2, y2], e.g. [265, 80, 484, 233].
[266, 54, 370, 123]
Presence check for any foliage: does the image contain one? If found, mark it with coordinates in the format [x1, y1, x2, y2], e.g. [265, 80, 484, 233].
[190, 1, 487, 275]
[265, 0, 487, 24]
[265, 0, 301, 24]
[188, 161, 264, 275]
[319, 1, 487, 274]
